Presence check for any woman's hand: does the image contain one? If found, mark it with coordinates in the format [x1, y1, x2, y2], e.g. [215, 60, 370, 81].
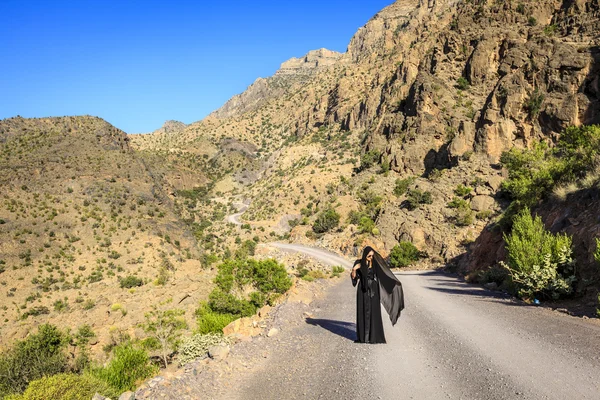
[351, 264, 360, 279]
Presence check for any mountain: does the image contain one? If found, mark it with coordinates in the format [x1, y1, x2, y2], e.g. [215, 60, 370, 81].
[135, 0, 599, 265]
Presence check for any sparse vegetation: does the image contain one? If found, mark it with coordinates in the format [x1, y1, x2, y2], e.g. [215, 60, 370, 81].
[500, 125, 600, 222]
[524, 88, 545, 118]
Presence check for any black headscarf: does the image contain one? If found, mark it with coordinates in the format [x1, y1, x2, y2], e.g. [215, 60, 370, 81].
[359, 246, 405, 325]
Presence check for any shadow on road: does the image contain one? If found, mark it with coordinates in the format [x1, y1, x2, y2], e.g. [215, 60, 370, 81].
[305, 318, 356, 341]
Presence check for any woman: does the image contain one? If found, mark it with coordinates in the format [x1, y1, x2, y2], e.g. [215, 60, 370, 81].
[351, 246, 404, 343]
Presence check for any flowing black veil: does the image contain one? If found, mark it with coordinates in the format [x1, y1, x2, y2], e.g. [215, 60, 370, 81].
[359, 246, 405, 325]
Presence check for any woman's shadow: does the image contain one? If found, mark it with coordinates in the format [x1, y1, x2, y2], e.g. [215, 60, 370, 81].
[305, 318, 356, 341]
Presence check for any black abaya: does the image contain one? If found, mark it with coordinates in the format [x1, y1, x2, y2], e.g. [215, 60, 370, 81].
[352, 266, 386, 343]
[351, 246, 405, 344]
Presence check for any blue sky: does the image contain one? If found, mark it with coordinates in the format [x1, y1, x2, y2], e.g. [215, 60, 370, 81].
[0, 0, 393, 133]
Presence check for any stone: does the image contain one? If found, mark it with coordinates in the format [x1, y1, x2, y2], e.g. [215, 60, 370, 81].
[118, 392, 135, 400]
[92, 394, 109, 400]
[222, 317, 262, 337]
[208, 344, 230, 361]
[484, 282, 498, 290]
[267, 328, 280, 337]
[486, 176, 504, 192]
[470, 195, 495, 212]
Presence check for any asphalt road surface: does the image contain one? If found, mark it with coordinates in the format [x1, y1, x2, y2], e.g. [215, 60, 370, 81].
[231, 245, 600, 400]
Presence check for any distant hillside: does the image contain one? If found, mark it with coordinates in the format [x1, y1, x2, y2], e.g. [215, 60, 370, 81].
[0, 116, 212, 353]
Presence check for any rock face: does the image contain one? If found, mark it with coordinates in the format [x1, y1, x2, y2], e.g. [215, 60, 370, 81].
[210, 48, 342, 119]
[276, 48, 343, 75]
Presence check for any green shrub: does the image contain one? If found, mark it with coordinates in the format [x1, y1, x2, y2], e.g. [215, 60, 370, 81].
[208, 289, 256, 317]
[178, 334, 230, 366]
[21, 306, 50, 320]
[7, 373, 119, 400]
[235, 239, 257, 259]
[478, 264, 509, 285]
[119, 275, 144, 289]
[447, 197, 469, 209]
[195, 302, 236, 334]
[251, 258, 293, 295]
[0, 324, 69, 397]
[331, 266, 345, 277]
[501, 208, 576, 299]
[456, 77, 470, 90]
[348, 210, 367, 225]
[360, 150, 380, 170]
[358, 216, 376, 235]
[454, 207, 474, 226]
[312, 209, 340, 233]
[500, 142, 565, 217]
[90, 343, 157, 392]
[406, 189, 433, 210]
[476, 210, 493, 220]
[524, 88, 544, 118]
[200, 258, 292, 332]
[357, 190, 383, 220]
[528, 16, 537, 26]
[500, 125, 600, 223]
[543, 24, 557, 36]
[394, 177, 415, 197]
[454, 184, 473, 197]
[389, 242, 420, 268]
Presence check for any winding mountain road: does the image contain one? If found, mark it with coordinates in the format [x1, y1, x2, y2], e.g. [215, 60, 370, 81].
[226, 202, 250, 225]
[228, 244, 600, 400]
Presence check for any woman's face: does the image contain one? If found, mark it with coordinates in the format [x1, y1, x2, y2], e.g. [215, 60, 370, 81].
[366, 251, 374, 262]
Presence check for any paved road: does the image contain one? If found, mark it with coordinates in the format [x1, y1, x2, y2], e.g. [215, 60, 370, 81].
[225, 202, 249, 225]
[231, 245, 600, 400]
[270, 242, 353, 268]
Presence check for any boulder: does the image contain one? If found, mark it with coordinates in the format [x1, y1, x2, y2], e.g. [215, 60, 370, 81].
[486, 176, 504, 192]
[222, 317, 262, 337]
[208, 344, 230, 361]
[471, 195, 495, 212]
[118, 392, 135, 400]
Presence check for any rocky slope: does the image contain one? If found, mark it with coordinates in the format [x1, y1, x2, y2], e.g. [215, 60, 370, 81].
[0, 116, 212, 354]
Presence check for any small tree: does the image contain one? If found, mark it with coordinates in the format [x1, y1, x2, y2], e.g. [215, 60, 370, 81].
[389, 242, 420, 268]
[312, 209, 340, 233]
[501, 208, 576, 299]
[141, 301, 187, 368]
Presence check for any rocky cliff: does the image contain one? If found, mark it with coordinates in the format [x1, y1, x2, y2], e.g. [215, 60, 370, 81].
[209, 48, 343, 119]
